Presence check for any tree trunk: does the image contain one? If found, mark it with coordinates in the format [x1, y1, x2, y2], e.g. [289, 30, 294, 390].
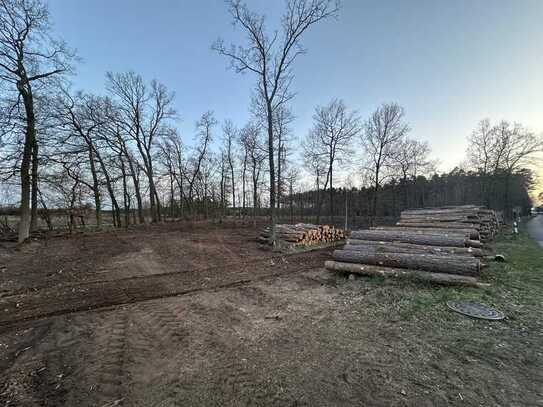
[332, 250, 481, 276]
[126, 155, 144, 224]
[154, 187, 162, 222]
[324, 261, 487, 288]
[120, 155, 130, 228]
[149, 174, 158, 222]
[30, 136, 39, 232]
[169, 172, 175, 218]
[17, 84, 35, 243]
[504, 171, 512, 219]
[179, 176, 184, 218]
[241, 152, 247, 217]
[266, 100, 276, 243]
[402, 173, 408, 210]
[329, 164, 333, 224]
[316, 173, 321, 224]
[88, 147, 102, 229]
[252, 168, 258, 226]
[289, 180, 294, 224]
[371, 165, 380, 224]
[230, 159, 236, 216]
[37, 188, 53, 231]
[277, 142, 282, 211]
[94, 152, 121, 227]
[344, 188, 348, 231]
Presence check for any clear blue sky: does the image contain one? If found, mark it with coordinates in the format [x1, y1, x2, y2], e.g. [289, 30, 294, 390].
[49, 0, 543, 172]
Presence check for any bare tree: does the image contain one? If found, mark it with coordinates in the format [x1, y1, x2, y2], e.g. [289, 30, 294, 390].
[306, 98, 360, 222]
[54, 90, 105, 228]
[302, 134, 326, 223]
[467, 119, 543, 215]
[394, 137, 432, 208]
[272, 104, 294, 210]
[361, 102, 409, 221]
[494, 122, 542, 216]
[104, 117, 146, 225]
[222, 120, 238, 212]
[467, 119, 499, 206]
[186, 111, 216, 214]
[213, 0, 339, 242]
[237, 128, 249, 216]
[467, 119, 495, 175]
[157, 129, 179, 218]
[106, 71, 176, 223]
[169, 131, 186, 217]
[285, 168, 298, 223]
[240, 122, 266, 224]
[0, 0, 74, 241]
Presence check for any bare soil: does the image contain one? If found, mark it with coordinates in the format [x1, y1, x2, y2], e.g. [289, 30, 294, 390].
[1, 221, 542, 406]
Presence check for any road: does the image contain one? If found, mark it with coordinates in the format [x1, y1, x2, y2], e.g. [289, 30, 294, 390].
[527, 215, 543, 247]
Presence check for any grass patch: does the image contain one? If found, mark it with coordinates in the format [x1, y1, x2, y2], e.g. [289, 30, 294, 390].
[396, 225, 543, 320]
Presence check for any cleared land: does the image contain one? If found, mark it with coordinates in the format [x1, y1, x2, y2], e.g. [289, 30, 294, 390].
[1, 221, 542, 406]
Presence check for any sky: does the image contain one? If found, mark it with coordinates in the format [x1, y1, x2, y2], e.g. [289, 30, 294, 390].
[48, 0, 543, 192]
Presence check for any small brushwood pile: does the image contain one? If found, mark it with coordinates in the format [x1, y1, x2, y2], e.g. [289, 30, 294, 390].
[259, 223, 345, 247]
[325, 205, 501, 288]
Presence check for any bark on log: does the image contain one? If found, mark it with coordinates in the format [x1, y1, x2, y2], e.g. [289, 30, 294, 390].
[343, 244, 479, 259]
[371, 226, 480, 240]
[401, 215, 480, 221]
[324, 261, 488, 288]
[350, 230, 482, 248]
[396, 222, 480, 230]
[346, 239, 484, 257]
[402, 206, 482, 215]
[332, 249, 481, 275]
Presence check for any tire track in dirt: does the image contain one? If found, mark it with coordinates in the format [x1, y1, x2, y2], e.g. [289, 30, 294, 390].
[1, 249, 337, 406]
[82, 311, 128, 407]
[0, 249, 333, 327]
[139, 286, 285, 407]
[131, 302, 188, 350]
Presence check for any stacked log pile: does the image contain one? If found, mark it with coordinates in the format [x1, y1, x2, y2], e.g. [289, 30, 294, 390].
[259, 223, 345, 247]
[325, 205, 500, 288]
[397, 205, 500, 242]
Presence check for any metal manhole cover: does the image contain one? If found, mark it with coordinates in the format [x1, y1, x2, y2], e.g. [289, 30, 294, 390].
[446, 300, 505, 320]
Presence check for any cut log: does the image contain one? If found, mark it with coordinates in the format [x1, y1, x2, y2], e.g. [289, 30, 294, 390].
[343, 244, 479, 259]
[401, 209, 481, 217]
[346, 239, 484, 257]
[396, 222, 481, 230]
[350, 230, 482, 248]
[371, 226, 480, 240]
[400, 212, 480, 219]
[324, 261, 488, 288]
[401, 210, 480, 216]
[332, 249, 481, 276]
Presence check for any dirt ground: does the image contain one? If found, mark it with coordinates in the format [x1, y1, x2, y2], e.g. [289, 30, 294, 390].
[1, 221, 542, 406]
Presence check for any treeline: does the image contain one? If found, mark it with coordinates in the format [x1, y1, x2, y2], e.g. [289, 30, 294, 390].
[1, 0, 541, 242]
[279, 168, 533, 226]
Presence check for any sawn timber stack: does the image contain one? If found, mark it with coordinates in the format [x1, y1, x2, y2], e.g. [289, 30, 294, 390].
[259, 223, 345, 248]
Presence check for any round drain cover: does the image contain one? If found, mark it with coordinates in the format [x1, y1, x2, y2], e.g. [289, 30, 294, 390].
[446, 300, 505, 320]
